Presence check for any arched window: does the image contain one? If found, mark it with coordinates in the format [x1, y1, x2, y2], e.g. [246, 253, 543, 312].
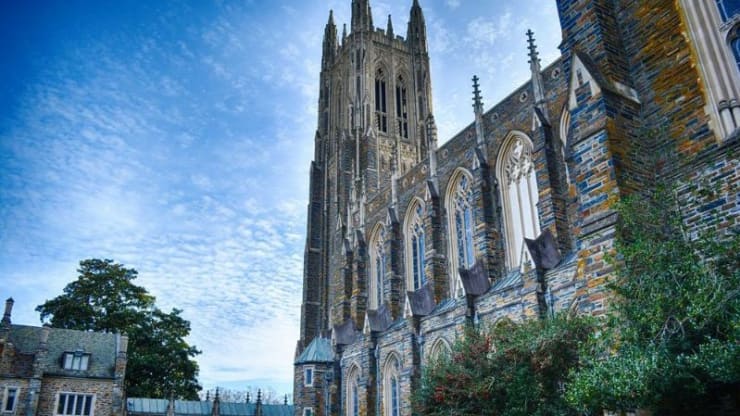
[375, 68, 388, 133]
[383, 355, 401, 416]
[369, 225, 386, 309]
[395, 76, 409, 139]
[405, 200, 426, 290]
[427, 338, 452, 363]
[446, 170, 475, 297]
[717, 0, 740, 21]
[729, 26, 740, 72]
[346, 366, 360, 416]
[497, 133, 540, 269]
[559, 106, 572, 186]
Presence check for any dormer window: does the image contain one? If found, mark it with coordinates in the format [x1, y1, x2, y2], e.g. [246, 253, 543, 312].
[63, 351, 90, 371]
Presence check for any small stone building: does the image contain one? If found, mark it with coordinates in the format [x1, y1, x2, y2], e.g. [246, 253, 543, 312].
[0, 298, 128, 416]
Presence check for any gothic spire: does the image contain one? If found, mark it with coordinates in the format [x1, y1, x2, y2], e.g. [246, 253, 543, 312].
[527, 29, 548, 119]
[408, 0, 427, 51]
[387, 14, 394, 38]
[351, 0, 373, 33]
[322, 11, 338, 69]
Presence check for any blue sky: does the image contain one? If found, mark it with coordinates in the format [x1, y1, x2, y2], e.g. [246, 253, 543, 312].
[0, 0, 561, 399]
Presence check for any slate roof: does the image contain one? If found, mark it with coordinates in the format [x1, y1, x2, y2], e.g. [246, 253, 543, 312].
[294, 337, 333, 364]
[9, 324, 119, 379]
[490, 270, 523, 292]
[126, 399, 293, 416]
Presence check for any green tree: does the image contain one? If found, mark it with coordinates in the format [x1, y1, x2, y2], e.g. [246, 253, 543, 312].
[413, 314, 595, 416]
[566, 185, 740, 414]
[37, 259, 202, 399]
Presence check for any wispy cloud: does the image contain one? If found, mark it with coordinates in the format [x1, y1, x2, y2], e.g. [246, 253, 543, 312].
[0, 0, 563, 398]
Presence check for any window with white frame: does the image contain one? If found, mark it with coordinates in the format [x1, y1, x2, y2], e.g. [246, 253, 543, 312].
[302, 408, 313, 416]
[680, 0, 740, 138]
[383, 355, 401, 416]
[3, 387, 19, 413]
[304, 366, 314, 387]
[405, 201, 426, 290]
[446, 170, 476, 297]
[497, 133, 540, 269]
[345, 366, 360, 416]
[369, 225, 386, 309]
[62, 352, 90, 371]
[56, 393, 94, 416]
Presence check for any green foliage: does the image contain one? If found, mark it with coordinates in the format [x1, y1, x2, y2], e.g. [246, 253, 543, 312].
[37, 259, 202, 399]
[565, 186, 740, 414]
[413, 314, 596, 416]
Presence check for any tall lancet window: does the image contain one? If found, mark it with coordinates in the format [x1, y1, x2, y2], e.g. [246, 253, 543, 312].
[405, 201, 426, 290]
[375, 68, 388, 133]
[369, 225, 386, 309]
[497, 133, 540, 269]
[447, 170, 475, 296]
[346, 366, 360, 416]
[395, 76, 409, 138]
[383, 355, 401, 416]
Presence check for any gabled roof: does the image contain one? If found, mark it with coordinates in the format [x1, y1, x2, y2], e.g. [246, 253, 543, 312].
[294, 337, 333, 364]
[9, 324, 119, 379]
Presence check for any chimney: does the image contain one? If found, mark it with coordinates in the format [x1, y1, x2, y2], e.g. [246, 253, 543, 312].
[40, 324, 51, 349]
[2, 297, 13, 327]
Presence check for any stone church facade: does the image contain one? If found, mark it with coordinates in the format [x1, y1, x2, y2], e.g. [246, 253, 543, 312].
[294, 1, 740, 415]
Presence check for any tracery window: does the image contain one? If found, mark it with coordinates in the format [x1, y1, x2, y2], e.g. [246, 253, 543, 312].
[497, 134, 540, 269]
[446, 170, 475, 297]
[369, 226, 386, 309]
[395, 76, 409, 139]
[383, 356, 401, 416]
[716, 0, 740, 21]
[346, 366, 360, 416]
[375, 68, 388, 133]
[680, 0, 740, 138]
[730, 26, 740, 70]
[405, 201, 426, 290]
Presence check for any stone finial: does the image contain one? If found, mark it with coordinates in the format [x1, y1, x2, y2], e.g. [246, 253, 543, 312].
[526, 29, 548, 119]
[254, 390, 263, 416]
[342, 24, 347, 44]
[472, 75, 484, 115]
[245, 392, 250, 404]
[526, 29, 540, 69]
[2, 297, 13, 326]
[387, 14, 394, 38]
[284, 395, 288, 405]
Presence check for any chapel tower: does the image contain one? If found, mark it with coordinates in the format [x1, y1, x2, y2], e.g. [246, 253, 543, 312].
[300, 0, 433, 348]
